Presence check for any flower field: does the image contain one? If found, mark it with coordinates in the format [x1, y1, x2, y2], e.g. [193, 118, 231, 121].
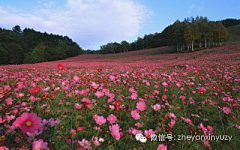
[0, 43, 240, 150]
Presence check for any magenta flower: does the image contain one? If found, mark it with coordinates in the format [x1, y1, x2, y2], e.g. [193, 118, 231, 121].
[168, 119, 176, 128]
[131, 110, 140, 120]
[92, 136, 100, 146]
[132, 129, 143, 135]
[107, 114, 117, 124]
[71, 129, 76, 135]
[109, 124, 121, 140]
[222, 107, 231, 114]
[91, 82, 99, 89]
[75, 103, 82, 110]
[73, 75, 80, 82]
[181, 117, 193, 126]
[162, 82, 168, 87]
[131, 93, 138, 100]
[136, 101, 146, 111]
[78, 139, 91, 149]
[5, 97, 13, 105]
[95, 91, 104, 98]
[32, 139, 48, 150]
[13, 113, 42, 133]
[94, 115, 106, 126]
[109, 75, 116, 81]
[152, 104, 161, 111]
[129, 88, 136, 93]
[157, 144, 167, 150]
[144, 129, 155, 138]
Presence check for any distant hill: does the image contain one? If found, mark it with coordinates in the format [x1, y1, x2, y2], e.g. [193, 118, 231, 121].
[221, 18, 240, 27]
[227, 24, 240, 42]
[0, 25, 83, 65]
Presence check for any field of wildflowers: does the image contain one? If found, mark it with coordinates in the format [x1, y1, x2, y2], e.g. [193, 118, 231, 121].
[0, 43, 239, 150]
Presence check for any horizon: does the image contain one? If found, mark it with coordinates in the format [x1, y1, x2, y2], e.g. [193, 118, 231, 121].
[0, 0, 240, 50]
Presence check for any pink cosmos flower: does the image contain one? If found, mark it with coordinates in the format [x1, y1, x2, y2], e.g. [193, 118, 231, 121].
[136, 101, 146, 111]
[222, 107, 231, 114]
[168, 119, 176, 128]
[0, 146, 9, 150]
[129, 88, 136, 93]
[92, 136, 100, 146]
[75, 103, 82, 110]
[135, 122, 143, 128]
[29, 96, 36, 102]
[152, 104, 161, 111]
[144, 129, 155, 138]
[82, 97, 91, 103]
[73, 75, 80, 82]
[235, 125, 240, 130]
[109, 75, 116, 81]
[109, 124, 121, 140]
[94, 115, 106, 126]
[181, 117, 193, 126]
[32, 139, 48, 150]
[162, 95, 167, 100]
[176, 82, 181, 87]
[168, 113, 177, 120]
[71, 129, 76, 135]
[93, 126, 102, 131]
[109, 105, 115, 110]
[13, 113, 42, 133]
[78, 139, 91, 149]
[132, 129, 143, 135]
[5, 97, 13, 105]
[131, 93, 138, 100]
[179, 96, 186, 101]
[131, 110, 140, 120]
[91, 82, 99, 89]
[162, 82, 168, 87]
[157, 144, 167, 150]
[107, 114, 117, 124]
[95, 91, 104, 98]
[17, 82, 25, 89]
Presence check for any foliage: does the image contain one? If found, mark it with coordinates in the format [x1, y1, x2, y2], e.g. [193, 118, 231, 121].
[227, 24, 240, 42]
[0, 26, 83, 64]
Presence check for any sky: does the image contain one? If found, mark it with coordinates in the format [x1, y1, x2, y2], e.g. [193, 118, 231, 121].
[0, 0, 239, 50]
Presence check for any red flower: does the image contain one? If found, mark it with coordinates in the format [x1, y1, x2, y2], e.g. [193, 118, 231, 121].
[57, 63, 65, 70]
[30, 87, 40, 94]
[42, 93, 49, 100]
[113, 101, 121, 111]
[113, 101, 121, 107]
[97, 68, 102, 72]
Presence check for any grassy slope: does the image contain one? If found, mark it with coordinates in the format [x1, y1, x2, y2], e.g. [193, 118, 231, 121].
[228, 24, 240, 42]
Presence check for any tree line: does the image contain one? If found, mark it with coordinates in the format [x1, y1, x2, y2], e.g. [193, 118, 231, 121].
[0, 25, 83, 64]
[91, 16, 236, 54]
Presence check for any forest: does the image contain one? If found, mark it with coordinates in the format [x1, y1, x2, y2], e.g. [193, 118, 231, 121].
[96, 17, 239, 54]
[0, 26, 83, 64]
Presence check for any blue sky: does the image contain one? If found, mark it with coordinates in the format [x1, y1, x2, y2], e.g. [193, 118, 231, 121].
[0, 0, 239, 50]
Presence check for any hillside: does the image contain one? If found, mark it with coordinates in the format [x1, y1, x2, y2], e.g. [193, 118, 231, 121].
[228, 24, 240, 42]
[1, 42, 239, 69]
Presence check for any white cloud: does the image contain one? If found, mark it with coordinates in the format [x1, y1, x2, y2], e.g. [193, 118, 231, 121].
[0, 0, 149, 49]
[189, 4, 196, 9]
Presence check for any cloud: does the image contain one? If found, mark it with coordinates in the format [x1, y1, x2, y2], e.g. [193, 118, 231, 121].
[0, 0, 149, 49]
[189, 4, 196, 10]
